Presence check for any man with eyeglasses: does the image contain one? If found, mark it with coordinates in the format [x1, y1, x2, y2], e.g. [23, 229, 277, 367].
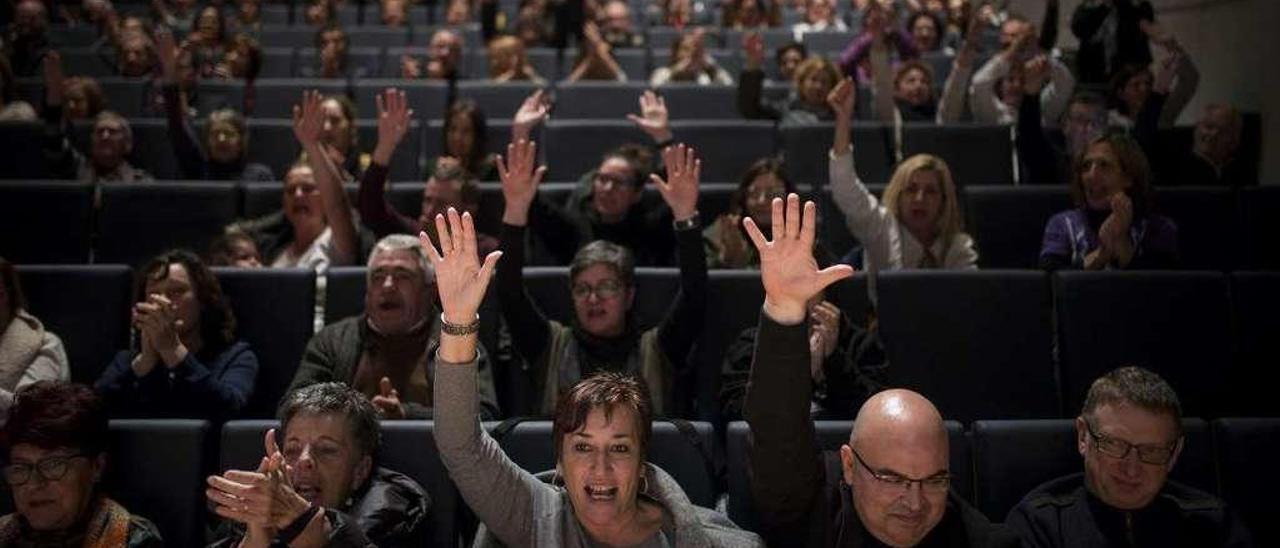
[284, 234, 500, 419]
[743, 193, 1018, 548]
[46, 110, 155, 183]
[1005, 366, 1253, 547]
[1018, 86, 1110, 186]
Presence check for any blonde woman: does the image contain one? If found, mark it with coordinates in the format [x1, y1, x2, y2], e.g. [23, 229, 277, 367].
[827, 77, 977, 271]
[487, 35, 546, 85]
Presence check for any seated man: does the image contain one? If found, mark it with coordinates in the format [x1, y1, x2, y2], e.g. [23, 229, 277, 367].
[1139, 100, 1253, 187]
[45, 110, 155, 183]
[400, 29, 462, 80]
[1006, 366, 1254, 547]
[207, 382, 431, 547]
[598, 0, 645, 48]
[743, 194, 1018, 547]
[285, 234, 500, 419]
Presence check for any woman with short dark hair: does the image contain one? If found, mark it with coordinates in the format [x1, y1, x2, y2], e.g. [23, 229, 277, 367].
[94, 250, 259, 421]
[0, 258, 69, 421]
[0, 381, 163, 546]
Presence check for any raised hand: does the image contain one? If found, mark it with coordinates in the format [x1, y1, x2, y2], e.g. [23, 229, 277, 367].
[743, 32, 765, 70]
[650, 143, 700, 221]
[292, 90, 324, 149]
[511, 89, 550, 142]
[497, 139, 548, 225]
[43, 50, 65, 107]
[1152, 50, 1181, 94]
[744, 194, 855, 325]
[1023, 54, 1050, 95]
[155, 27, 179, 82]
[372, 88, 413, 166]
[371, 377, 406, 419]
[420, 209, 502, 328]
[400, 55, 423, 79]
[827, 76, 856, 123]
[626, 90, 673, 143]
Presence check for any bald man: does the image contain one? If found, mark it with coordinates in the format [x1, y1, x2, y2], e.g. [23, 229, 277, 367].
[741, 193, 1016, 548]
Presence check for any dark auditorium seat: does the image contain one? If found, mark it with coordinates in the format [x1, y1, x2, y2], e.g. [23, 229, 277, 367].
[250, 79, 350, 119]
[0, 122, 47, 179]
[901, 124, 1013, 186]
[877, 271, 1059, 422]
[96, 182, 240, 267]
[1229, 272, 1280, 416]
[220, 420, 464, 548]
[1154, 187, 1239, 270]
[213, 268, 316, 417]
[963, 186, 1072, 269]
[725, 420, 969, 534]
[16, 264, 132, 383]
[244, 119, 302, 177]
[656, 84, 742, 120]
[295, 47, 386, 78]
[1213, 418, 1280, 546]
[326, 266, 369, 325]
[240, 182, 359, 219]
[424, 120, 534, 164]
[455, 81, 544, 120]
[972, 418, 1215, 521]
[489, 420, 720, 508]
[1053, 271, 1233, 418]
[778, 123, 893, 186]
[70, 118, 180, 180]
[552, 82, 651, 119]
[357, 119, 425, 181]
[353, 79, 450, 125]
[0, 181, 94, 263]
[545, 120, 777, 182]
[105, 419, 211, 548]
[1238, 186, 1280, 270]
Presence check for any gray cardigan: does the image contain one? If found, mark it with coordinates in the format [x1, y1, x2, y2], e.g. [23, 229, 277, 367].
[433, 355, 762, 548]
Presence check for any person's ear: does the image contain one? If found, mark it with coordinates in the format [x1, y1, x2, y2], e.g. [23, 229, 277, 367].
[1075, 416, 1089, 457]
[1167, 434, 1185, 472]
[839, 444, 855, 486]
[625, 286, 636, 310]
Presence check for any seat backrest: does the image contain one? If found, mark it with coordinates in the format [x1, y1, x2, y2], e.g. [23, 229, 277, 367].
[877, 270, 1058, 422]
[800, 30, 856, 53]
[0, 181, 94, 263]
[1213, 417, 1280, 546]
[357, 119, 425, 181]
[901, 124, 1013, 186]
[244, 119, 303, 177]
[1228, 272, 1280, 417]
[256, 25, 321, 48]
[972, 418, 1216, 520]
[16, 264, 133, 383]
[325, 266, 368, 325]
[552, 82, 651, 119]
[658, 84, 741, 119]
[353, 79, 450, 125]
[454, 81, 544, 121]
[520, 267, 680, 330]
[96, 182, 240, 267]
[660, 121, 778, 182]
[105, 419, 211, 548]
[779, 123, 893, 187]
[97, 77, 149, 118]
[1053, 271, 1233, 417]
[1154, 187, 1239, 270]
[490, 420, 719, 508]
[250, 79, 349, 119]
[1238, 187, 1280, 270]
[213, 268, 316, 418]
[963, 186, 1072, 269]
[0, 123, 47, 178]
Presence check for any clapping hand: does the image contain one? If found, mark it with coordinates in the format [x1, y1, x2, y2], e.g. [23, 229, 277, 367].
[206, 429, 311, 534]
[744, 194, 855, 325]
[650, 143, 700, 222]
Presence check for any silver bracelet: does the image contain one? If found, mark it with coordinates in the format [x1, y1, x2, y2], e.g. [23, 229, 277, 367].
[439, 313, 480, 336]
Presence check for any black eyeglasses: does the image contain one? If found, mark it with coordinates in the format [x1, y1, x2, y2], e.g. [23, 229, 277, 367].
[3, 453, 90, 486]
[850, 448, 950, 495]
[1083, 419, 1179, 465]
[571, 279, 624, 301]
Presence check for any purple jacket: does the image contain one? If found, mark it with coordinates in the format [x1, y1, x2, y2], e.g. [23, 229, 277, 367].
[1039, 208, 1179, 270]
[838, 30, 920, 84]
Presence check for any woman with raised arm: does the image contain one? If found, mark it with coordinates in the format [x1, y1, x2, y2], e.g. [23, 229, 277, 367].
[496, 140, 708, 416]
[827, 77, 977, 272]
[428, 205, 763, 547]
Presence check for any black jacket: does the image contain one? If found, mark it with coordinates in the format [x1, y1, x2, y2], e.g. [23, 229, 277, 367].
[743, 314, 1018, 548]
[1006, 473, 1254, 548]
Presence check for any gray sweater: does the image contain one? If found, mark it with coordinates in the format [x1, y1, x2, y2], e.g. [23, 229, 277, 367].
[433, 355, 762, 548]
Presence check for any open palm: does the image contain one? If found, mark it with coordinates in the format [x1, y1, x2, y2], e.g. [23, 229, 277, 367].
[420, 208, 502, 325]
[744, 194, 854, 324]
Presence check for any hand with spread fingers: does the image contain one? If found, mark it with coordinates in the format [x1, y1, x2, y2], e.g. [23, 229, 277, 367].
[512, 89, 550, 142]
[420, 209, 503, 364]
[206, 429, 312, 535]
[497, 139, 548, 226]
[626, 90, 673, 143]
[650, 143, 700, 222]
[292, 90, 325, 150]
[372, 88, 413, 166]
[744, 194, 855, 325]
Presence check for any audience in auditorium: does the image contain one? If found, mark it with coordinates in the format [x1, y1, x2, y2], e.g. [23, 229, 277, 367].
[658, 0, 715, 27]
[867, 17, 974, 123]
[650, 28, 733, 87]
[401, 28, 463, 80]
[774, 41, 807, 82]
[207, 382, 431, 547]
[95, 250, 259, 421]
[1006, 366, 1254, 547]
[426, 207, 763, 546]
[300, 25, 368, 80]
[566, 22, 627, 82]
[598, 0, 645, 49]
[743, 193, 1018, 548]
[905, 10, 945, 53]
[792, 0, 846, 41]
[0, 258, 69, 422]
[1019, 85, 1110, 186]
[0, 381, 164, 546]
[4, 0, 50, 77]
[739, 42, 840, 124]
[1039, 132, 1178, 271]
[184, 6, 227, 79]
[970, 21, 1074, 126]
[723, 0, 780, 30]
[1142, 102, 1251, 187]
[42, 55, 106, 125]
[213, 33, 262, 80]
[838, 2, 917, 86]
[703, 157, 796, 269]
[828, 78, 977, 271]
[497, 140, 706, 415]
[46, 110, 155, 183]
[487, 35, 547, 84]
[433, 98, 499, 181]
[286, 234, 500, 419]
[1107, 42, 1198, 130]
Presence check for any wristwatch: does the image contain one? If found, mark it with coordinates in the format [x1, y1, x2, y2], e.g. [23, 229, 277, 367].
[673, 211, 701, 231]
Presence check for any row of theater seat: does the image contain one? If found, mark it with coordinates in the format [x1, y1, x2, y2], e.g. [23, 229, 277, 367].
[9, 265, 1280, 421]
[3, 178, 1277, 270]
[1, 418, 1275, 547]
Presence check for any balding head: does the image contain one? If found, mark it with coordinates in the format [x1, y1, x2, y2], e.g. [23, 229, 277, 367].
[841, 389, 950, 547]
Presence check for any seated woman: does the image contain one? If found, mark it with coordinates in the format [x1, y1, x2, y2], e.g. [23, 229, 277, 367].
[497, 140, 706, 415]
[95, 251, 258, 421]
[428, 99, 499, 182]
[0, 381, 163, 545]
[722, 0, 779, 30]
[1108, 44, 1198, 130]
[791, 0, 846, 41]
[827, 78, 978, 271]
[738, 38, 840, 125]
[1039, 132, 1178, 270]
[487, 35, 547, 85]
[649, 29, 733, 87]
[185, 6, 229, 78]
[0, 258, 69, 420]
[206, 382, 430, 547]
[424, 206, 763, 547]
[703, 158, 796, 269]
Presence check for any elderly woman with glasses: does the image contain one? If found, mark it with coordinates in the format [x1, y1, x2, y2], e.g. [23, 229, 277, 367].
[496, 139, 707, 416]
[0, 381, 163, 546]
[425, 201, 763, 547]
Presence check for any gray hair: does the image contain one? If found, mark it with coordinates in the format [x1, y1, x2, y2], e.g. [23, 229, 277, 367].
[367, 234, 434, 283]
[278, 382, 381, 458]
[1082, 366, 1183, 434]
